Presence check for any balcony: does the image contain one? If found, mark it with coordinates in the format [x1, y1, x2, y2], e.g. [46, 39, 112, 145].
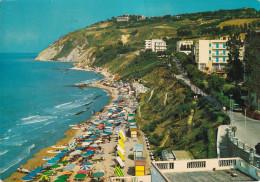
[212, 53, 228, 57]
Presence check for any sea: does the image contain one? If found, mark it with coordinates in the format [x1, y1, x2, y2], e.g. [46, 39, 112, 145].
[0, 53, 110, 180]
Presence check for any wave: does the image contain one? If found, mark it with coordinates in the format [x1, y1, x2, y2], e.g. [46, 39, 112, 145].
[77, 78, 99, 85]
[21, 115, 39, 121]
[0, 144, 35, 174]
[0, 150, 8, 156]
[18, 116, 57, 125]
[7, 129, 12, 132]
[13, 140, 28, 147]
[0, 137, 9, 141]
[55, 102, 72, 108]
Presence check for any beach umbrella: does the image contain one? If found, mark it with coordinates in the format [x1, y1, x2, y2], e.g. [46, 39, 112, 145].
[64, 164, 76, 171]
[88, 147, 96, 151]
[39, 175, 50, 180]
[83, 162, 94, 165]
[69, 150, 82, 156]
[61, 149, 69, 153]
[76, 147, 85, 150]
[86, 139, 93, 142]
[93, 172, 104, 178]
[74, 173, 86, 179]
[42, 171, 54, 175]
[90, 144, 99, 148]
[62, 171, 72, 175]
[59, 160, 69, 164]
[80, 165, 91, 170]
[96, 152, 104, 155]
[77, 169, 88, 174]
[22, 175, 33, 181]
[86, 150, 95, 154]
[94, 140, 102, 143]
[89, 136, 97, 139]
[51, 164, 61, 169]
[82, 152, 92, 157]
[54, 179, 65, 182]
[57, 175, 69, 180]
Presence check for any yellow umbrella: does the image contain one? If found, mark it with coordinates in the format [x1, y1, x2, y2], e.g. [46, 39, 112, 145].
[39, 175, 50, 181]
[117, 150, 125, 161]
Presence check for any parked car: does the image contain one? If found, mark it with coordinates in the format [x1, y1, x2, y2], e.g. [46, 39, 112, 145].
[233, 104, 242, 112]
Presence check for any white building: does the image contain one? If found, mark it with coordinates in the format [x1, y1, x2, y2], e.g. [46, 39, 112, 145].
[116, 16, 129, 22]
[145, 39, 167, 52]
[176, 40, 193, 55]
[194, 37, 244, 73]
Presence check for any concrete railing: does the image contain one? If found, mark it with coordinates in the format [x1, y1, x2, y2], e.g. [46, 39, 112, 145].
[154, 158, 238, 173]
[153, 158, 260, 181]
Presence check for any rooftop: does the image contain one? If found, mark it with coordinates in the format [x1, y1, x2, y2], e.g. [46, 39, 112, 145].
[164, 170, 254, 182]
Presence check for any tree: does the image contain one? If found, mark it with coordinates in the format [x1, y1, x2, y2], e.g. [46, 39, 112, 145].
[207, 74, 226, 92]
[225, 32, 244, 88]
[244, 30, 260, 110]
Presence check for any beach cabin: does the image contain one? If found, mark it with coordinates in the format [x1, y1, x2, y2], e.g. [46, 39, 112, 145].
[133, 144, 143, 159]
[130, 125, 138, 138]
[135, 157, 146, 176]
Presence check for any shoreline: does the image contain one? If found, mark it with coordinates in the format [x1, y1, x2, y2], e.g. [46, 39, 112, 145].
[4, 66, 117, 182]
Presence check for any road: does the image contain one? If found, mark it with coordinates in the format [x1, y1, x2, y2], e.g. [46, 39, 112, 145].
[229, 110, 260, 148]
[173, 56, 260, 149]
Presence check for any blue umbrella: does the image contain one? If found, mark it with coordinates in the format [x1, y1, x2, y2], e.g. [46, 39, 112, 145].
[82, 153, 92, 157]
[47, 160, 57, 164]
[86, 150, 95, 154]
[89, 136, 97, 139]
[76, 147, 85, 150]
[32, 166, 44, 174]
[61, 149, 69, 153]
[54, 153, 66, 158]
[83, 162, 94, 165]
[22, 175, 33, 181]
[80, 165, 91, 170]
[64, 163, 76, 171]
[96, 152, 104, 155]
[86, 139, 93, 142]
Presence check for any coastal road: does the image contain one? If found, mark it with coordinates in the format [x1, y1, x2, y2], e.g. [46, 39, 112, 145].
[173, 56, 260, 150]
[229, 110, 260, 149]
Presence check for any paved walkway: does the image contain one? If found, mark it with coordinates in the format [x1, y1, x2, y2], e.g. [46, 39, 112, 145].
[173, 57, 260, 150]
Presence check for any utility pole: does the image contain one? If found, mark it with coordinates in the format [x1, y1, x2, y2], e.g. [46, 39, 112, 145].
[245, 109, 247, 139]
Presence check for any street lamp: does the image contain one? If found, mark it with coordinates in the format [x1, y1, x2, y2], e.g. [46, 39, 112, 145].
[229, 94, 233, 125]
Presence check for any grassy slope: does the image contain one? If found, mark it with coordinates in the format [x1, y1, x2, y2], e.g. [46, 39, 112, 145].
[217, 18, 260, 28]
[134, 67, 224, 159]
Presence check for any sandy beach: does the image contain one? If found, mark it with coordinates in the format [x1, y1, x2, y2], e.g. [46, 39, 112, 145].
[4, 65, 151, 182]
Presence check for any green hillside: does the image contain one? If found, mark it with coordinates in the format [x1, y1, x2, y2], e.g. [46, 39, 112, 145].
[37, 8, 260, 159]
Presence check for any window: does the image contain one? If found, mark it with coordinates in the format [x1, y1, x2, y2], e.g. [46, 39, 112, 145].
[200, 63, 206, 70]
[216, 44, 219, 48]
[209, 50, 211, 54]
[223, 44, 226, 48]
[216, 50, 219, 55]
[209, 43, 211, 47]
[223, 57, 225, 62]
[216, 57, 219, 62]
[223, 50, 226, 55]
[209, 57, 211, 60]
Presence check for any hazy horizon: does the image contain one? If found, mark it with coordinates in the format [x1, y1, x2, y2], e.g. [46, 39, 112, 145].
[0, 0, 259, 53]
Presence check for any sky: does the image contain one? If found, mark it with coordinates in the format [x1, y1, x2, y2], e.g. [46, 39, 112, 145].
[0, 0, 259, 53]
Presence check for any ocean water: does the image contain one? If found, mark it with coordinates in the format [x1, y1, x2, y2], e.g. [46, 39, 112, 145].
[0, 53, 110, 180]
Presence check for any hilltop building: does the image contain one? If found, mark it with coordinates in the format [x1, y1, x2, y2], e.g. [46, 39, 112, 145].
[145, 39, 167, 52]
[116, 15, 130, 22]
[176, 40, 193, 55]
[138, 15, 146, 20]
[194, 37, 244, 73]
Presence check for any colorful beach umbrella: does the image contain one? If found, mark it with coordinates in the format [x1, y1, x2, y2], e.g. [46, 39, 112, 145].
[54, 179, 65, 182]
[39, 175, 50, 180]
[77, 169, 88, 174]
[62, 171, 72, 175]
[64, 164, 76, 171]
[59, 160, 69, 164]
[90, 144, 99, 148]
[51, 164, 61, 169]
[82, 162, 94, 165]
[93, 172, 104, 178]
[88, 147, 96, 151]
[42, 171, 54, 175]
[82, 152, 92, 157]
[89, 136, 97, 139]
[74, 173, 86, 179]
[57, 175, 69, 180]
[80, 165, 91, 170]
[22, 175, 33, 181]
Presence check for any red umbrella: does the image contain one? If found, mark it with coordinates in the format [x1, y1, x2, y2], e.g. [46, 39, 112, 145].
[78, 169, 88, 174]
[88, 147, 96, 151]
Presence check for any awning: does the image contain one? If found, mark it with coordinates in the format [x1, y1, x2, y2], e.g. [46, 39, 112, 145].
[117, 145, 125, 155]
[114, 167, 124, 177]
[117, 150, 125, 161]
[116, 157, 125, 168]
